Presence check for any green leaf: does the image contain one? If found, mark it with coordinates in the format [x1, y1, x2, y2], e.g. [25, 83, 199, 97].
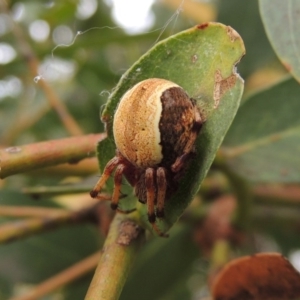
[259, 0, 300, 81]
[223, 77, 300, 182]
[97, 22, 245, 234]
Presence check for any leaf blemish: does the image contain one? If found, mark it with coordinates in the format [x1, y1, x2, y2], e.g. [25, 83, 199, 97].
[226, 26, 240, 42]
[191, 54, 198, 63]
[213, 70, 237, 108]
[283, 61, 292, 72]
[197, 23, 208, 30]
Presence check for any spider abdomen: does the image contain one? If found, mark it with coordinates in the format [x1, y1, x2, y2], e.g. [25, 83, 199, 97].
[113, 78, 197, 169]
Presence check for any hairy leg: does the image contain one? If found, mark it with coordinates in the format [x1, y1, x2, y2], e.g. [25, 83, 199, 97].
[90, 156, 121, 198]
[110, 164, 136, 214]
[145, 168, 168, 237]
[156, 167, 167, 218]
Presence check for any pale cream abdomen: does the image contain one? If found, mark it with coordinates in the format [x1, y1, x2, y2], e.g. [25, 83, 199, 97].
[113, 78, 179, 168]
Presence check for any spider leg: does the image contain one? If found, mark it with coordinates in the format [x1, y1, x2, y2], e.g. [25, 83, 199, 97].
[92, 193, 113, 201]
[111, 164, 136, 214]
[90, 156, 121, 198]
[145, 168, 155, 223]
[111, 164, 125, 210]
[156, 167, 167, 218]
[171, 106, 203, 173]
[145, 168, 168, 237]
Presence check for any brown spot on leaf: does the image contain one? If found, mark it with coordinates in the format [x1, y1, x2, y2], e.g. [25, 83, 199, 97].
[197, 23, 208, 30]
[191, 54, 198, 63]
[283, 61, 292, 73]
[226, 26, 240, 42]
[211, 253, 300, 300]
[213, 70, 237, 108]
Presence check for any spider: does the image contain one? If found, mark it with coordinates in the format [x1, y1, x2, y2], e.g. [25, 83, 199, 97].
[90, 78, 204, 236]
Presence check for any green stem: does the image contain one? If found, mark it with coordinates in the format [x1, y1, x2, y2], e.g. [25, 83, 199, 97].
[22, 184, 92, 197]
[227, 169, 252, 230]
[210, 239, 231, 270]
[0, 205, 69, 218]
[85, 213, 144, 300]
[1, 2, 83, 137]
[0, 133, 105, 179]
[214, 155, 252, 231]
[0, 205, 96, 243]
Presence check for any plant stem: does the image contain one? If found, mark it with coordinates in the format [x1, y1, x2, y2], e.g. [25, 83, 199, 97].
[0, 204, 96, 244]
[2, 3, 83, 136]
[9, 251, 101, 300]
[0, 206, 69, 218]
[22, 185, 93, 197]
[214, 154, 252, 231]
[1, 103, 50, 145]
[26, 157, 99, 177]
[85, 213, 144, 300]
[0, 133, 105, 179]
[226, 169, 252, 230]
[210, 239, 231, 270]
[253, 184, 300, 205]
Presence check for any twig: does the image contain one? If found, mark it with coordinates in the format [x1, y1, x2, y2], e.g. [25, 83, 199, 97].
[25, 157, 99, 177]
[0, 204, 96, 244]
[85, 213, 144, 300]
[2, 3, 83, 136]
[253, 184, 300, 204]
[9, 251, 101, 300]
[22, 185, 92, 197]
[0, 205, 69, 218]
[1, 103, 51, 145]
[210, 239, 231, 271]
[225, 169, 252, 230]
[0, 133, 105, 179]
[214, 155, 252, 231]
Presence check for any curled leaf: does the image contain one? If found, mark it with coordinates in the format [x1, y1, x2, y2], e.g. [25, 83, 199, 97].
[211, 253, 300, 300]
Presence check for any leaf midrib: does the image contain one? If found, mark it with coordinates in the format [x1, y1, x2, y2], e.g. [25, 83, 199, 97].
[222, 124, 300, 158]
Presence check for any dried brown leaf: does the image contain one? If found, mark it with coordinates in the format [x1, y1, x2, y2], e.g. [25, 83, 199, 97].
[211, 253, 300, 300]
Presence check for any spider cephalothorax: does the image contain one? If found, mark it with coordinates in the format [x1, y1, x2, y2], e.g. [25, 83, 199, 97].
[90, 78, 204, 236]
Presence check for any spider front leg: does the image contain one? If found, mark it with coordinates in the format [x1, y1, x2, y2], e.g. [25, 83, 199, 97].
[145, 168, 168, 237]
[111, 164, 136, 214]
[110, 164, 125, 210]
[90, 156, 121, 198]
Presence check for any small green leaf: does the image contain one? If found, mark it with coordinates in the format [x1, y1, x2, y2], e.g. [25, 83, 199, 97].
[259, 0, 300, 81]
[223, 77, 300, 182]
[97, 22, 245, 234]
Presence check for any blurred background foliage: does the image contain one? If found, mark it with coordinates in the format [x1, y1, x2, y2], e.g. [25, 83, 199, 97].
[0, 0, 299, 299]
